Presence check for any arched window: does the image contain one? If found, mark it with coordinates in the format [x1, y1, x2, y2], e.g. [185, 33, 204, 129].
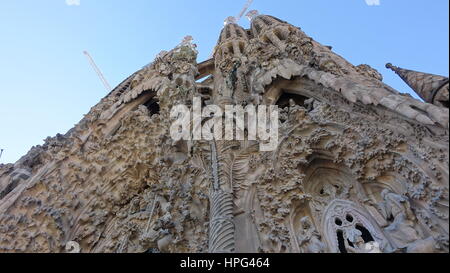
[322, 199, 389, 253]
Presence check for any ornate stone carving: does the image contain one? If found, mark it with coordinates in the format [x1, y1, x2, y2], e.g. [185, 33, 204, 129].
[297, 216, 326, 253]
[0, 13, 447, 253]
[322, 199, 391, 253]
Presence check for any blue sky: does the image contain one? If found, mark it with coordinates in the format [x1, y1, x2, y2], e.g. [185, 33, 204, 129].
[0, 0, 448, 164]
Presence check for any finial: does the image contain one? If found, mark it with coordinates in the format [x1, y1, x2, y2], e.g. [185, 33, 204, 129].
[181, 35, 194, 45]
[180, 35, 197, 51]
[385, 62, 449, 106]
[224, 16, 237, 26]
[386, 63, 395, 70]
[246, 10, 259, 21]
[386, 63, 403, 75]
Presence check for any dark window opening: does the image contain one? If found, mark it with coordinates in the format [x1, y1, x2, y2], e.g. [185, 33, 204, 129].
[356, 225, 375, 243]
[197, 88, 211, 108]
[276, 92, 309, 109]
[387, 213, 394, 222]
[198, 87, 212, 97]
[337, 230, 347, 253]
[228, 44, 234, 55]
[143, 98, 160, 116]
[335, 218, 343, 226]
[346, 214, 354, 223]
[22, 156, 41, 170]
[0, 180, 19, 200]
[225, 27, 231, 39]
[239, 42, 245, 54]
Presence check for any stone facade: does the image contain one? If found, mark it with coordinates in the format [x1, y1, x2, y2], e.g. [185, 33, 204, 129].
[0, 13, 448, 253]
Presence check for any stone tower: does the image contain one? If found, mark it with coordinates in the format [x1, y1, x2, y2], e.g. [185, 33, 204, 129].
[0, 12, 448, 253]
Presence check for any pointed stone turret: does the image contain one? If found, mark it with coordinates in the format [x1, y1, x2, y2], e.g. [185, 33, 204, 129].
[215, 16, 249, 61]
[247, 11, 292, 52]
[386, 63, 449, 108]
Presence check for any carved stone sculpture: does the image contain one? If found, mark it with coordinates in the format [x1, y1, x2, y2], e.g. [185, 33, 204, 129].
[297, 216, 325, 253]
[379, 190, 427, 251]
[0, 12, 448, 253]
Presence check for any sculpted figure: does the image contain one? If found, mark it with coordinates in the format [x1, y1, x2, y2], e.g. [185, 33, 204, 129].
[364, 241, 382, 253]
[287, 99, 307, 122]
[343, 227, 364, 253]
[343, 227, 381, 253]
[322, 183, 338, 198]
[346, 237, 366, 253]
[379, 190, 421, 249]
[297, 216, 326, 253]
[380, 190, 415, 221]
[304, 98, 321, 112]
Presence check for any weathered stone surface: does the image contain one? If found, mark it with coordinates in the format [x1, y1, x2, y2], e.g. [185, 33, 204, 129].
[0, 13, 448, 253]
[386, 63, 449, 108]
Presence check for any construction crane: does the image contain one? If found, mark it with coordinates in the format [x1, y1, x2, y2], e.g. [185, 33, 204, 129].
[83, 51, 112, 92]
[236, 0, 254, 22]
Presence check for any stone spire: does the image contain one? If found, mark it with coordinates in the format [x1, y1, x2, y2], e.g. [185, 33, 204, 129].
[386, 63, 449, 108]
